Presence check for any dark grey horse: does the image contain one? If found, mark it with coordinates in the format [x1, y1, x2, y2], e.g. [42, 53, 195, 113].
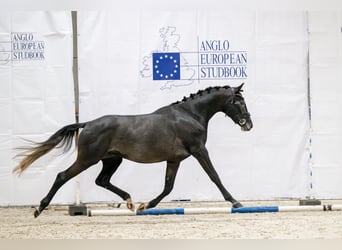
[13, 84, 252, 217]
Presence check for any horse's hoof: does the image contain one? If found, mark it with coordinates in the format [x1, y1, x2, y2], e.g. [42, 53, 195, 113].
[126, 198, 135, 212]
[137, 203, 146, 213]
[33, 208, 40, 218]
[232, 202, 243, 208]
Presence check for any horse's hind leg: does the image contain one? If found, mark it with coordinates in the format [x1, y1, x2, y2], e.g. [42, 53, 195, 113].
[95, 157, 134, 211]
[137, 161, 180, 212]
[34, 160, 92, 218]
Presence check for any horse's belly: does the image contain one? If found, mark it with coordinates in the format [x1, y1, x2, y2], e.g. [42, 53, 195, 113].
[110, 142, 189, 163]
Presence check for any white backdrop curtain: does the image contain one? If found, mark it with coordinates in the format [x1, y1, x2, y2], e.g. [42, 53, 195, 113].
[1, 10, 341, 206]
[308, 11, 342, 198]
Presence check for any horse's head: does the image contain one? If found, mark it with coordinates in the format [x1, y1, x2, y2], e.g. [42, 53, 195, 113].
[223, 83, 253, 131]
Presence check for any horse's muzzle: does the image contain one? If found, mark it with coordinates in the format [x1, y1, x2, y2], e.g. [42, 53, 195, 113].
[241, 120, 253, 131]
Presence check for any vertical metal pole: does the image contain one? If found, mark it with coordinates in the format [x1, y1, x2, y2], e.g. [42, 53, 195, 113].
[69, 11, 87, 215]
[72, 11, 80, 128]
[72, 11, 80, 206]
[299, 12, 320, 206]
[307, 11, 313, 199]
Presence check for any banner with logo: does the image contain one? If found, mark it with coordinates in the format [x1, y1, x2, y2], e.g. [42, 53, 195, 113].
[0, 12, 75, 205]
[1, 10, 342, 206]
[78, 10, 310, 203]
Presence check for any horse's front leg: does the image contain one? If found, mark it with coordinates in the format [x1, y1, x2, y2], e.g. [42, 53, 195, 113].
[191, 146, 243, 208]
[137, 161, 180, 212]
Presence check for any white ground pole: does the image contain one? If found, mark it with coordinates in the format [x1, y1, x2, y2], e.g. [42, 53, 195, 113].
[88, 204, 342, 216]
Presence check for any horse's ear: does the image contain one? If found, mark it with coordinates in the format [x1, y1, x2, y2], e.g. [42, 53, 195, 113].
[234, 83, 244, 94]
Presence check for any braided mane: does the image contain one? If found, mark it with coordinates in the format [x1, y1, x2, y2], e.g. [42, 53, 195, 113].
[172, 85, 231, 105]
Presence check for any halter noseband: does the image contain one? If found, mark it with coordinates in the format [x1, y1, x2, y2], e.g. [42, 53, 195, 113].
[235, 112, 250, 126]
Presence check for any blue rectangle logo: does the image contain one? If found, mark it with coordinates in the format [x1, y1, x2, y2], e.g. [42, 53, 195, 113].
[153, 52, 181, 80]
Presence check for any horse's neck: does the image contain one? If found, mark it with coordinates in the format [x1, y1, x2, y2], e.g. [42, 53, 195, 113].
[186, 93, 227, 126]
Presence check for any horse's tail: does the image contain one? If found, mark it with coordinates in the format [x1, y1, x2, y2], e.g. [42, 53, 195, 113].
[13, 123, 86, 175]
